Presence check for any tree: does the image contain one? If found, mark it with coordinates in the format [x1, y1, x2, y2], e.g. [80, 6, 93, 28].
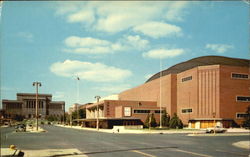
[150, 113, 157, 127]
[242, 105, 250, 129]
[144, 113, 157, 128]
[65, 113, 71, 124]
[79, 109, 86, 119]
[169, 113, 183, 129]
[72, 111, 77, 120]
[161, 110, 170, 127]
[46, 115, 59, 122]
[144, 113, 150, 128]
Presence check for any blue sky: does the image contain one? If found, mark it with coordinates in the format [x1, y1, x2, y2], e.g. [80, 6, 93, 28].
[0, 1, 249, 111]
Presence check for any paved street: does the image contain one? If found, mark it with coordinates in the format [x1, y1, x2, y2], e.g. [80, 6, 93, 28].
[1, 125, 249, 157]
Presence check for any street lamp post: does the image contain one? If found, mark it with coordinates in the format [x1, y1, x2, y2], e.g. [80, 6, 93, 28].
[95, 96, 101, 130]
[62, 103, 65, 125]
[76, 76, 80, 125]
[212, 112, 216, 135]
[33, 82, 41, 131]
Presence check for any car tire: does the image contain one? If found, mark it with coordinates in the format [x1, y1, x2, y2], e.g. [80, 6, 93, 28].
[210, 130, 214, 133]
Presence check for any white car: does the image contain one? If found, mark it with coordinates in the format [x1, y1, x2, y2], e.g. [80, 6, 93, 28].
[206, 126, 226, 133]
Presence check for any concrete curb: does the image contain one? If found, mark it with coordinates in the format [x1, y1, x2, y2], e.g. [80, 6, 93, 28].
[55, 125, 204, 134]
[187, 133, 250, 136]
[232, 141, 250, 149]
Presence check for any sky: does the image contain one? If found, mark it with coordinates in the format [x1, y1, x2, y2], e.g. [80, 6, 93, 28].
[0, 1, 249, 111]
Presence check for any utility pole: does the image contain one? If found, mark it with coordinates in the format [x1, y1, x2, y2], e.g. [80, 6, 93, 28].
[95, 96, 101, 130]
[33, 82, 41, 131]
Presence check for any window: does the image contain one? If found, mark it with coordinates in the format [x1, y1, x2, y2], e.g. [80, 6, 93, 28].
[134, 110, 150, 114]
[232, 73, 249, 79]
[236, 113, 249, 119]
[154, 110, 163, 113]
[182, 108, 192, 113]
[236, 96, 250, 102]
[182, 76, 192, 82]
[124, 107, 131, 117]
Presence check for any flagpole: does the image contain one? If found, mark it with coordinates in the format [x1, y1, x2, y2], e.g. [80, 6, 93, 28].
[160, 57, 162, 128]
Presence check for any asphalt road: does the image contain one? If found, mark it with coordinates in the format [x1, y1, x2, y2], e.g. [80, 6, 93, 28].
[1, 125, 249, 157]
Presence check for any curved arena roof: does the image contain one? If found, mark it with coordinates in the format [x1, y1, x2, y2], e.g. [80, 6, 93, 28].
[146, 56, 249, 83]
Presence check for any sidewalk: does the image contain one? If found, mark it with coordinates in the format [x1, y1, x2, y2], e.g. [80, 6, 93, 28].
[227, 128, 250, 133]
[23, 148, 87, 157]
[25, 126, 46, 133]
[55, 124, 204, 134]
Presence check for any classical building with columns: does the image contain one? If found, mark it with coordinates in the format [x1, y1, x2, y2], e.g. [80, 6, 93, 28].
[2, 93, 65, 119]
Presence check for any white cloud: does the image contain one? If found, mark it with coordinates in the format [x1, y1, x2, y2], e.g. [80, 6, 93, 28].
[94, 84, 131, 93]
[165, 1, 189, 22]
[133, 21, 182, 38]
[67, 9, 95, 24]
[63, 35, 149, 55]
[143, 48, 185, 59]
[50, 60, 132, 82]
[65, 36, 110, 47]
[205, 44, 234, 53]
[122, 35, 149, 50]
[64, 36, 124, 54]
[54, 2, 81, 15]
[17, 32, 34, 42]
[54, 2, 189, 33]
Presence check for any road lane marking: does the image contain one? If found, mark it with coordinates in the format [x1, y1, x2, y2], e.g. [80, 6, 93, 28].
[131, 150, 157, 157]
[172, 148, 212, 157]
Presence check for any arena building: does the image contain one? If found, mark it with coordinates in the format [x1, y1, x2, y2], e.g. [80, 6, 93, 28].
[118, 56, 250, 128]
[2, 93, 65, 119]
[83, 56, 249, 129]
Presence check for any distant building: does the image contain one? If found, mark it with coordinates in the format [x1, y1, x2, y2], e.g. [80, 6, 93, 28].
[83, 100, 164, 129]
[2, 93, 65, 119]
[68, 103, 79, 115]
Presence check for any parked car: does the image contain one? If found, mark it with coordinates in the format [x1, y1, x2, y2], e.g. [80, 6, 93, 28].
[206, 126, 226, 133]
[15, 124, 26, 132]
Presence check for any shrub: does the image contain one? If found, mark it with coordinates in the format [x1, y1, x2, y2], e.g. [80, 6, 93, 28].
[169, 113, 183, 129]
[242, 106, 250, 129]
[162, 110, 170, 127]
[144, 113, 157, 128]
